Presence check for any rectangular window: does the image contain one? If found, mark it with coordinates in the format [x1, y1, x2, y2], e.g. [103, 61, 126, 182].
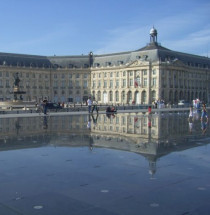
[143, 70, 147, 75]
[76, 80, 80, 87]
[45, 81, 49, 88]
[123, 79, 126, 87]
[123, 71, 126, 76]
[129, 79, 133, 86]
[116, 72, 119, 77]
[116, 80, 119, 87]
[6, 80, 9, 87]
[130, 71, 133, 76]
[104, 80, 107, 88]
[110, 80, 113, 88]
[54, 81, 58, 87]
[152, 69, 156, 75]
[69, 74, 72, 78]
[69, 80, 72, 87]
[61, 80, 65, 87]
[98, 80, 101, 87]
[143, 78, 147, 87]
[83, 80, 88, 88]
[76, 74, 80, 78]
[152, 78, 156, 86]
[92, 81, 95, 88]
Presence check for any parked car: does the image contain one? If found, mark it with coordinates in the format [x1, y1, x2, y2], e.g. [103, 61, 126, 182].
[178, 100, 190, 107]
[47, 103, 62, 110]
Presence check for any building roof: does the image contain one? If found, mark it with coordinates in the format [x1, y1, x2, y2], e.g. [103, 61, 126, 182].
[0, 28, 209, 69]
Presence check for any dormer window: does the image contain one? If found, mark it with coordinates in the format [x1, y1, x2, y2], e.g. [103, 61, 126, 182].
[94, 63, 100, 67]
[105, 62, 111, 66]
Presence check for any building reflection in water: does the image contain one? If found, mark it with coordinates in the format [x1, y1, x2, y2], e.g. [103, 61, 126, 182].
[0, 111, 208, 176]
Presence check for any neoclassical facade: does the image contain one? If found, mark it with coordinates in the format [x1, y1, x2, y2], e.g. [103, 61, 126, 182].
[0, 27, 210, 104]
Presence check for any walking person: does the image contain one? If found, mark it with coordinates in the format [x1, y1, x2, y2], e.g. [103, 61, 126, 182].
[91, 98, 98, 113]
[201, 104, 208, 122]
[87, 97, 92, 113]
[43, 98, 48, 115]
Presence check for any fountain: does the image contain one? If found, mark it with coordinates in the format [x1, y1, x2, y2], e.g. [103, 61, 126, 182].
[0, 73, 36, 109]
[12, 72, 26, 101]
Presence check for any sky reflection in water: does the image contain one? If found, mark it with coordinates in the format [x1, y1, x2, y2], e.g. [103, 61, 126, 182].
[0, 111, 209, 215]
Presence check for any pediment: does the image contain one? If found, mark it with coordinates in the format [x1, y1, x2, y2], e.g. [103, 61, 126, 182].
[170, 59, 186, 67]
[126, 60, 149, 68]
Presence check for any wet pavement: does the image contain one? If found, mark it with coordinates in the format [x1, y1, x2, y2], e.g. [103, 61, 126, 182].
[0, 110, 209, 215]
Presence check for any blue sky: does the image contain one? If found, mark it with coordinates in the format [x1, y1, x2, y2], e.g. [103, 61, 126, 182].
[0, 0, 209, 57]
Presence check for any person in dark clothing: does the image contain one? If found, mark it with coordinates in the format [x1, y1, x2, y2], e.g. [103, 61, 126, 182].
[43, 99, 48, 115]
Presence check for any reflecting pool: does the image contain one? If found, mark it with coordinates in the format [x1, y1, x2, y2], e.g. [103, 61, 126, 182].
[0, 111, 210, 215]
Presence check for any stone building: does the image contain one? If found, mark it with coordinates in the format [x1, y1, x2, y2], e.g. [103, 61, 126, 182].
[0, 27, 210, 104]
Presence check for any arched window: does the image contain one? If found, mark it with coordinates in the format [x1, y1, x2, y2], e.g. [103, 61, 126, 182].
[115, 91, 119, 102]
[199, 92, 202, 100]
[161, 90, 164, 100]
[169, 91, 173, 102]
[203, 92, 206, 101]
[179, 91, 183, 100]
[191, 92, 194, 101]
[151, 90, 156, 101]
[135, 91, 140, 104]
[142, 91, 147, 104]
[128, 91, 132, 103]
[109, 91, 113, 102]
[136, 76, 141, 86]
[97, 91, 101, 101]
[122, 91, 126, 103]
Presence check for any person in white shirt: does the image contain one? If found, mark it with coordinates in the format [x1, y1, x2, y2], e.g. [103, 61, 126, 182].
[92, 98, 98, 113]
[87, 97, 92, 113]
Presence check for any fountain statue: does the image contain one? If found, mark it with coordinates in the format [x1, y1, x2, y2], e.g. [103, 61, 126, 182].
[0, 72, 35, 109]
[12, 72, 26, 101]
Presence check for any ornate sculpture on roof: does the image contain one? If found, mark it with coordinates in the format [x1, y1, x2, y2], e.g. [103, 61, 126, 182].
[150, 26, 158, 43]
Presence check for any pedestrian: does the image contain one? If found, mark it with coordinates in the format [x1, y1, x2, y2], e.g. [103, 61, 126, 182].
[92, 98, 98, 113]
[201, 104, 208, 122]
[87, 97, 92, 113]
[43, 98, 48, 115]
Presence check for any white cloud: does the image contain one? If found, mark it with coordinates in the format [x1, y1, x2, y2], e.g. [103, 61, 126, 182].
[94, 3, 210, 56]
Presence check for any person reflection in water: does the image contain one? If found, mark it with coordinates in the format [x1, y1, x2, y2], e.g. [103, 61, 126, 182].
[43, 116, 48, 129]
[188, 117, 194, 134]
[91, 113, 98, 129]
[87, 115, 91, 130]
[201, 121, 208, 134]
[188, 107, 194, 134]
